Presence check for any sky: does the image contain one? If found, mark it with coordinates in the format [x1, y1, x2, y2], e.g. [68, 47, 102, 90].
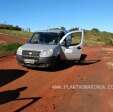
[0, 0, 113, 32]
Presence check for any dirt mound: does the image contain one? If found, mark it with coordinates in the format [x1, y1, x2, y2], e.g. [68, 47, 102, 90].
[0, 33, 27, 44]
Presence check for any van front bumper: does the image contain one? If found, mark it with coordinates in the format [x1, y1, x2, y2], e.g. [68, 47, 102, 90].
[16, 54, 57, 67]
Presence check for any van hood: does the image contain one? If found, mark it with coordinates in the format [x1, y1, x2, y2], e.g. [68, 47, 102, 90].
[20, 43, 59, 51]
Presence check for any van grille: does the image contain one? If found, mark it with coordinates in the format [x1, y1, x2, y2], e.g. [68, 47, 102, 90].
[22, 50, 40, 58]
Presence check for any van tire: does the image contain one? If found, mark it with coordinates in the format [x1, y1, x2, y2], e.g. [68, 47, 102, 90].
[79, 54, 87, 63]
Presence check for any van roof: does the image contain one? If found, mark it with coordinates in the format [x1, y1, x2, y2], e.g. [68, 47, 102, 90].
[35, 28, 67, 34]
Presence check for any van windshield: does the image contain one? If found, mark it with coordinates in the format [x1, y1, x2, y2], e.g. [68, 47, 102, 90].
[29, 32, 60, 45]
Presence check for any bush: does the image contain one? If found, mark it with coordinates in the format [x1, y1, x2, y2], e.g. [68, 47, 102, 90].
[0, 43, 21, 57]
[91, 28, 100, 33]
[0, 24, 22, 31]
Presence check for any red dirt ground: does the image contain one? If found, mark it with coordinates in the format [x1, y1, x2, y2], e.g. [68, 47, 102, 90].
[0, 46, 113, 112]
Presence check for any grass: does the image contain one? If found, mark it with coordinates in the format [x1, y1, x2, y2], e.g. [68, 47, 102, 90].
[0, 29, 32, 38]
[84, 30, 113, 46]
[1, 28, 113, 46]
[0, 43, 21, 57]
[0, 29, 32, 57]
[0, 28, 113, 57]
[72, 30, 113, 46]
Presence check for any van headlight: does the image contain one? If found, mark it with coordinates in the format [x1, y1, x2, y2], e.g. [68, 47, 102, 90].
[40, 49, 53, 57]
[16, 47, 22, 55]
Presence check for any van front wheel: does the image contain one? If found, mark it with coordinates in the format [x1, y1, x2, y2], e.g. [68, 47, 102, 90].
[79, 54, 87, 64]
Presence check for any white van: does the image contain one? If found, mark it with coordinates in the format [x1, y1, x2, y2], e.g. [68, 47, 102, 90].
[16, 28, 84, 67]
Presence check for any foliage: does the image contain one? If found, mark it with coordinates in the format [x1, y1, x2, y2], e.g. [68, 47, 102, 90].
[0, 43, 21, 57]
[91, 28, 100, 33]
[69, 27, 113, 46]
[0, 24, 22, 31]
[0, 29, 32, 38]
[84, 30, 113, 46]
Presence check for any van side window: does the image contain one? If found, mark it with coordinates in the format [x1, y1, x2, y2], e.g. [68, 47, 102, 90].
[71, 32, 81, 45]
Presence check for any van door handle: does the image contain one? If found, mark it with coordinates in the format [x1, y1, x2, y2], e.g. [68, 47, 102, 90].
[77, 46, 81, 49]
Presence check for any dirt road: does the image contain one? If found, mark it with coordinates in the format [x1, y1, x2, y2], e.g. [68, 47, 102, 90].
[0, 46, 113, 112]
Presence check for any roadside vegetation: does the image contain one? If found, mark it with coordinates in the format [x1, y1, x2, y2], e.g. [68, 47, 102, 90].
[0, 24, 32, 57]
[0, 43, 21, 57]
[0, 24, 113, 57]
[84, 28, 113, 46]
[70, 28, 113, 46]
[0, 29, 32, 38]
[0, 24, 32, 38]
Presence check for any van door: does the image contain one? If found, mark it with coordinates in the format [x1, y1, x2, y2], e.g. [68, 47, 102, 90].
[59, 30, 84, 60]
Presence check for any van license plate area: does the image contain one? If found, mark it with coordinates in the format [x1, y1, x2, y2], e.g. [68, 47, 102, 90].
[24, 59, 35, 64]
